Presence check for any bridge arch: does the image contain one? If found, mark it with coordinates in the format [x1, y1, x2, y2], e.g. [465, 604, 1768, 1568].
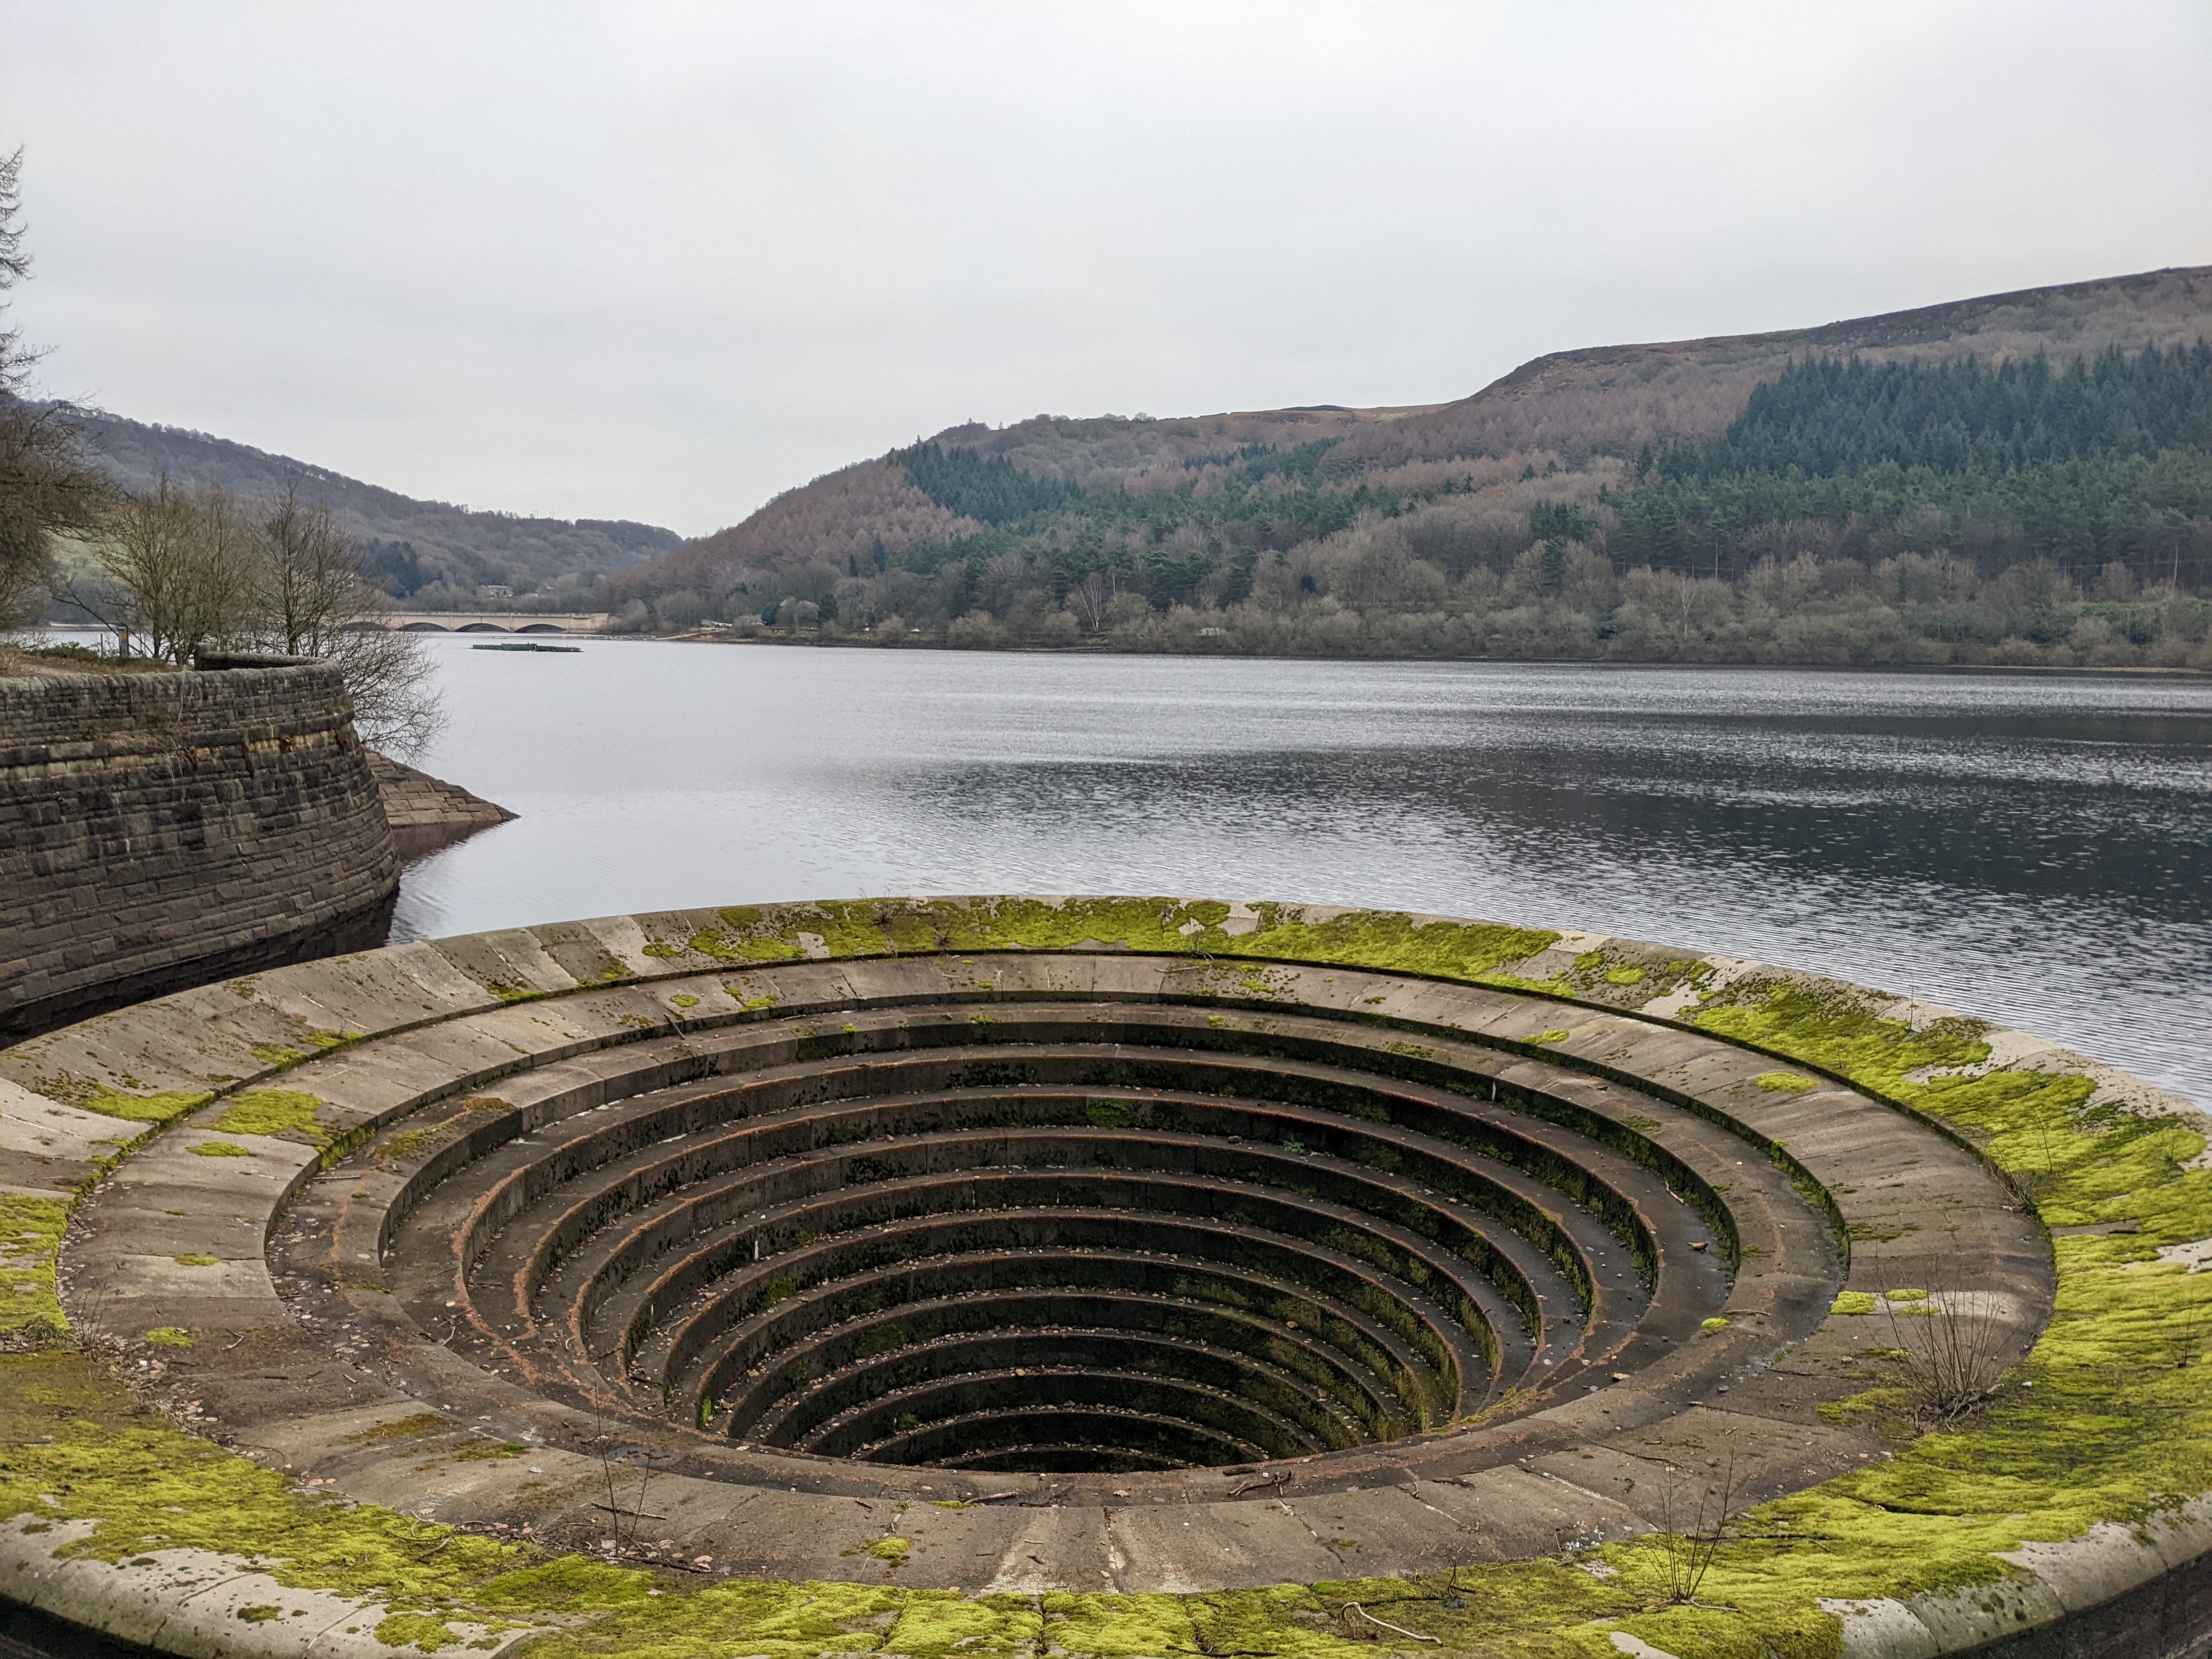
[385, 611, 608, 634]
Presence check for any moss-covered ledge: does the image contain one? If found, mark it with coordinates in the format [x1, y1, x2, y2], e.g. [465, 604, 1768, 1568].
[0, 896, 2207, 1658]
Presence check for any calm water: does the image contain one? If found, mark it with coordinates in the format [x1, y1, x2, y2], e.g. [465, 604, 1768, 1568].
[393, 637, 2212, 1108]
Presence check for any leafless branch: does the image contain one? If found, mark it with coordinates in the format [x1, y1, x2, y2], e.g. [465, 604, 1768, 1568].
[1651, 1448, 1740, 1605]
[1339, 1603, 1440, 1643]
[1876, 1252, 2011, 1427]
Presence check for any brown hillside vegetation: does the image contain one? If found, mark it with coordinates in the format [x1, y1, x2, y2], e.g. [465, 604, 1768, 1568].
[625, 459, 983, 606]
[642, 405, 1444, 600]
[605, 266, 2212, 670]
[637, 266, 2212, 584]
[1336, 264, 2212, 469]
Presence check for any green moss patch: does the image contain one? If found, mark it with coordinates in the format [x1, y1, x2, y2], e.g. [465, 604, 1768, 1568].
[451, 1440, 527, 1462]
[189, 1139, 252, 1157]
[74, 1089, 213, 1124]
[346, 1413, 454, 1444]
[1755, 1071, 1818, 1093]
[0, 1350, 551, 1638]
[206, 1088, 328, 1145]
[648, 926, 802, 964]
[647, 898, 1560, 993]
[373, 1610, 470, 1651]
[249, 1028, 364, 1070]
[1663, 972, 2212, 1633]
[0, 1195, 67, 1333]
[516, 1582, 1034, 1659]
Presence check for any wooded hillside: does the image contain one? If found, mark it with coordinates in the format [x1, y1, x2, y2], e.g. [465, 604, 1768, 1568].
[74, 411, 678, 609]
[603, 266, 2212, 669]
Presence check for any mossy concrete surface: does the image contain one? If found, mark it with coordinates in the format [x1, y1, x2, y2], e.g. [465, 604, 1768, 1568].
[0, 897, 2204, 1657]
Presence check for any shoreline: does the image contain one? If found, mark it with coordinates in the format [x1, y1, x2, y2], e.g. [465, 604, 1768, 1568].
[584, 629, 2212, 679]
[26, 627, 2208, 679]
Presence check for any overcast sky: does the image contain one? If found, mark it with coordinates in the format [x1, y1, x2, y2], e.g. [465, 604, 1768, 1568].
[5, 2, 2210, 537]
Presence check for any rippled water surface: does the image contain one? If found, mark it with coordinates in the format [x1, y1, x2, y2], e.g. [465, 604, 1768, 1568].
[394, 637, 2212, 1107]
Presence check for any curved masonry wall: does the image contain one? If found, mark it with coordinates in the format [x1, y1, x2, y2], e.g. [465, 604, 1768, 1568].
[0, 658, 398, 1042]
[0, 898, 2206, 1658]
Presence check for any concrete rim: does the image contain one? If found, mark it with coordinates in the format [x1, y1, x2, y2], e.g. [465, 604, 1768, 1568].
[2, 896, 2207, 1658]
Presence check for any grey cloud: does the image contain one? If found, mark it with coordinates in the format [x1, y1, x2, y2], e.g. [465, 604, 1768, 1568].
[3, 0, 2208, 535]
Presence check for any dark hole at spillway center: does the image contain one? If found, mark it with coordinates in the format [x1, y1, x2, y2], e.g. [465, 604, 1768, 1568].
[286, 984, 1776, 1476]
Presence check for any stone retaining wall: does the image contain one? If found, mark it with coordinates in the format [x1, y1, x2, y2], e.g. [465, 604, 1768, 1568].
[0, 657, 398, 1042]
[364, 749, 514, 860]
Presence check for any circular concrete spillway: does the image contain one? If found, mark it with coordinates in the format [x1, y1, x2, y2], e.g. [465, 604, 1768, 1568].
[74, 918, 2026, 1530]
[318, 980, 1775, 1476]
[4, 897, 2208, 1659]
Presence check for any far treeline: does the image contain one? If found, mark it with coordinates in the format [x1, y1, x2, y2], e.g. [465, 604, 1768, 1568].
[610, 340, 2212, 669]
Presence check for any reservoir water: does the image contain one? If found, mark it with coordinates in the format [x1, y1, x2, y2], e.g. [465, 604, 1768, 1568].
[393, 636, 2212, 1109]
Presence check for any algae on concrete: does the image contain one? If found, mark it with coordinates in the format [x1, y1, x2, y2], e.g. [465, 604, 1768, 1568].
[207, 1088, 330, 1144]
[4, 896, 2209, 1657]
[0, 1194, 65, 1332]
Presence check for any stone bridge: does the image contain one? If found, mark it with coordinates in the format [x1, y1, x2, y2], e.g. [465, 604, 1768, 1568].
[383, 611, 609, 633]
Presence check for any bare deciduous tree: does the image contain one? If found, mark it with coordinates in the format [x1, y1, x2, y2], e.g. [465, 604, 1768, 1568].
[255, 484, 365, 655]
[1069, 570, 1110, 634]
[64, 476, 444, 757]
[2, 150, 443, 747]
[250, 483, 444, 757]
[69, 476, 251, 665]
[0, 146, 35, 391]
[322, 618, 444, 758]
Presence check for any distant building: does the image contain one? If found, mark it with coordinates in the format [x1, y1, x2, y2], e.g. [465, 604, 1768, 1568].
[479, 585, 514, 599]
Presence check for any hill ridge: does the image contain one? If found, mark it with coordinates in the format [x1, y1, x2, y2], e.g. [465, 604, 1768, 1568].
[595, 263, 2211, 669]
[1484, 264, 2212, 399]
[69, 408, 679, 610]
[619, 263, 2210, 595]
